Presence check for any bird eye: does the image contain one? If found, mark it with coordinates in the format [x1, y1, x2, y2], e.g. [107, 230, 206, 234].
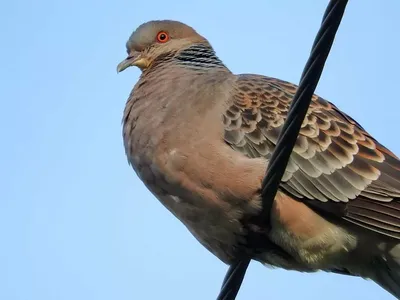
[156, 31, 169, 43]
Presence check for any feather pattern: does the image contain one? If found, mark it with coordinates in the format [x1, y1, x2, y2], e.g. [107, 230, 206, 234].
[224, 74, 400, 239]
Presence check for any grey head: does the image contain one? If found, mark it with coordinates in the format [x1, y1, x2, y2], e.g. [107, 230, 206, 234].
[116, 20, 215, 72]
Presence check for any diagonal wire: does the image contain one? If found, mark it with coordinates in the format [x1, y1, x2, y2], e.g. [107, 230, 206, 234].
[217, 1, 349, 299]
[218, 259, 250, 300]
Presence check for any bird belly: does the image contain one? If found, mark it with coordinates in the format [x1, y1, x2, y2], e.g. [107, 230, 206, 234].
[125, 138, 245, 263]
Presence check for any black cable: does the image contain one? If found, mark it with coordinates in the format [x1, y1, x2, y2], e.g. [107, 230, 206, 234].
[216, 1, 349, 299]
[217, 259, 250, 300]
[260, 0, 348, 219]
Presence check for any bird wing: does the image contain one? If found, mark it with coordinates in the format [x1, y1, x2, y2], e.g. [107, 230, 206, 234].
[224, 74, 400, 239]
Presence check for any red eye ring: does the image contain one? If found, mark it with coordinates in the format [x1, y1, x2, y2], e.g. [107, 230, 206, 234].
[156, 31, 169, 43]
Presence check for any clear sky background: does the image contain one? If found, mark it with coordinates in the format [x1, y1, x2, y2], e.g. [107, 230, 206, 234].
[1, 0, 400, 299]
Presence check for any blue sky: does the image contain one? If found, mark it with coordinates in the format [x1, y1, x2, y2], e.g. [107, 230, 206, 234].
[2, 0, 400, 299]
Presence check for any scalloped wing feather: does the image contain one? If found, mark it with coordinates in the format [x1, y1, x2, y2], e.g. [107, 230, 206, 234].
[224, 74, 400, 239]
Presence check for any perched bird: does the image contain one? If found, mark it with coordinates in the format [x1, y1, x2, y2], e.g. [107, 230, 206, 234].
[117, 20, 400, 298]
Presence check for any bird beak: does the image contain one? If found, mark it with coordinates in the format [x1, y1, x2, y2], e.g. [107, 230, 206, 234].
[117, 52, 149, 72]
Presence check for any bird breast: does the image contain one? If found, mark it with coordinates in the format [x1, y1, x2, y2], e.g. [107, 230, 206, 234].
[121, 70, 262, 263]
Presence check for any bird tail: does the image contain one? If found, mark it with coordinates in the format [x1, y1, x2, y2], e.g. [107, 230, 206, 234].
[371, 248, 400, 299]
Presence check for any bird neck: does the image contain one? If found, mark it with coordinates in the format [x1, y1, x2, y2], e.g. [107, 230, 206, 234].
[174, 43, 226, 71]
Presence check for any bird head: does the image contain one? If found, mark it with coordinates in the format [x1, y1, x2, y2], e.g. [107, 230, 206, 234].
[117, 20, 208, 72]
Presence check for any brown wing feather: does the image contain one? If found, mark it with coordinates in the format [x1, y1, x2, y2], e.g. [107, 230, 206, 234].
[224, 74, 400, 239]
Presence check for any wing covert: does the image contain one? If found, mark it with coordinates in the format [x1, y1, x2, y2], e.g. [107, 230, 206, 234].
[224, 74, 400, 239]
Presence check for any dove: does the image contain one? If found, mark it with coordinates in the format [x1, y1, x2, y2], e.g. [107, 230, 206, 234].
[117, 20, 400, 298]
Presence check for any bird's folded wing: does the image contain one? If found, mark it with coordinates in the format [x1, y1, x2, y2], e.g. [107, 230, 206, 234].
[224, 74, 400, 239]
